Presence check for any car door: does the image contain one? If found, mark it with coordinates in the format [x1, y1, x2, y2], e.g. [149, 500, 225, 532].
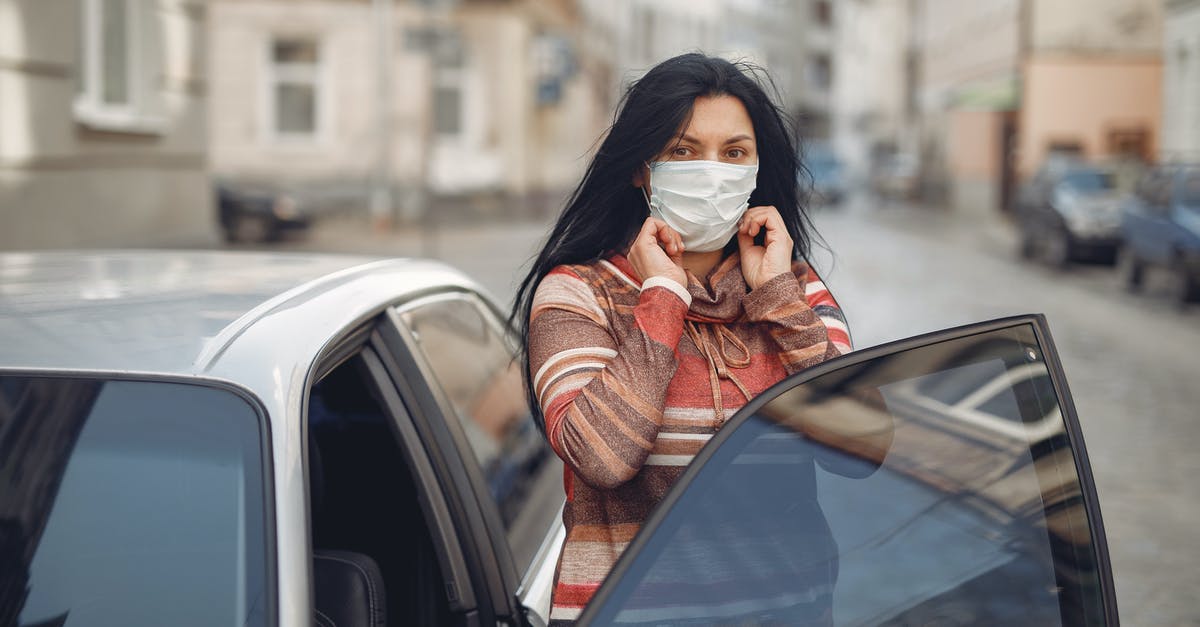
[578, 315, 1116, 626]
[381, 291, 565, 625]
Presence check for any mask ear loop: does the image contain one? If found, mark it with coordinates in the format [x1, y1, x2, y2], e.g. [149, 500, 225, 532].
[640, 162, 654, 211]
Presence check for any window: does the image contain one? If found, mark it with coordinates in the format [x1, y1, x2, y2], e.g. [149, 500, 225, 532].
[75, 0, 163, 132]
[398, 295, 562, 571]
[584, 323, 1108, 626]
[3, 377, 269, 627]
[267, 37, 323, 141]
[432, 30, 466, 138]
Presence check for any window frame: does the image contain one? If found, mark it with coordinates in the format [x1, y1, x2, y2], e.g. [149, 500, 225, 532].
[0, 369, 278, 626]
[375, 294, 531, 623]
[579, 314, 1118, 625]
[260, 34, 330, 146]
[74, 0, 165, 134]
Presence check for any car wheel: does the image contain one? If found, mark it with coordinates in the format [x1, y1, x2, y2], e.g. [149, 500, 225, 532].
[1041, 228, 1072, 268]
[227, 214, 271, 244]
[1018, 229, 1037, 260]
[1169, 256, 1200, 306]
[1122, 250, 1145, 292]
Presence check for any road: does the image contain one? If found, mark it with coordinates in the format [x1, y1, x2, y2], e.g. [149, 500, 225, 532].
[266, 196, 1200, 625]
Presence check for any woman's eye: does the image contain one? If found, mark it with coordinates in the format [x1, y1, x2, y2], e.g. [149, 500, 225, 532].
[672, 147, 689, 157]
[728, 148, 745, 159]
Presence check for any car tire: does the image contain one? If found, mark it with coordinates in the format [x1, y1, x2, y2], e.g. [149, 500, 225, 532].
[1041, 228, 1072, 268]
[1122, 250, 1145, 292]
[1169, 256, 1200, 306]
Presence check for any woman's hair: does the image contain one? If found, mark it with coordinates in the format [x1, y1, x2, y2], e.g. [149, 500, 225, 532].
[509, 52, 819, 432]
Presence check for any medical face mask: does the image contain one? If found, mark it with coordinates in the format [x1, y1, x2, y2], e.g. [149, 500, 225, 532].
[643, 160, 759, 253]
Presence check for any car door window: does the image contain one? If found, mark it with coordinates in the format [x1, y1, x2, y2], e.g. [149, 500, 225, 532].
[2, 377, 269, 627]
[581, 320, 1111, 626]
[397, 295, 562, 572]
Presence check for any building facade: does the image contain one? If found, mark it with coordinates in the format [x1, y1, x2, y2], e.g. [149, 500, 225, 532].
[1017, 0, 1164, 178]
[0, 0, 214, 249]
[1162, 0, 1200, 161]
[208, 0, 604, 223]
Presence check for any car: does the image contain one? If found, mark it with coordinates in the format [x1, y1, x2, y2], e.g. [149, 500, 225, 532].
[870, 151, 920, 201]
[1, 252, 1118, 626]
[216, 181, 314, 243]
[803, 143, 848, 207]
[1120, 164, 1200, 305]
[1015, 160, 1124, 266]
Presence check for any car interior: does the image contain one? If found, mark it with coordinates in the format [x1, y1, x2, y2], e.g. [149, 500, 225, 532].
[306, 355, 452, 627]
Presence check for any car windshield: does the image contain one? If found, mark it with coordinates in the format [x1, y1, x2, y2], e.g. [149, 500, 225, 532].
[1061, 169, 1115, 193]
[1, 377, 270, 627]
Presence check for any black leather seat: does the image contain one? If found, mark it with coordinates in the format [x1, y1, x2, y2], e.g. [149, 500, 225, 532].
[313, 549, 387, 627]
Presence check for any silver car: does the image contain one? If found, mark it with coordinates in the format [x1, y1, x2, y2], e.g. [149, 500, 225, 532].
[1, 252, 1119, 626]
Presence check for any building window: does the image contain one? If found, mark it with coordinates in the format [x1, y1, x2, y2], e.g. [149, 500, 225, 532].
[75, 0, 163, 133]
[432, 30, 465, 139]
[267, 37, 323, 142]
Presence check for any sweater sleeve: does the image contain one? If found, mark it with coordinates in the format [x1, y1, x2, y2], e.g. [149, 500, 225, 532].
[741, 262, 852, 375]
[528, 266, 690, 489]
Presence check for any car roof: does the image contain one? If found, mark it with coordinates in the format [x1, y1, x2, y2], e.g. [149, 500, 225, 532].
[0, 250, 482, 378]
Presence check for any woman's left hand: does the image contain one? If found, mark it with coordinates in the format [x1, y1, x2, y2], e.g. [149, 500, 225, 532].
[737, 205, 794, 291]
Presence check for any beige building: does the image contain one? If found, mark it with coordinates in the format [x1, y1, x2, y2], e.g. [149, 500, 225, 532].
[912, 0, 1022, 213]
[904, 0, 1163, 215]
[830, 0, 912, 183]
[1163, 0, 1200, 161]
[0, 0, 214, 249]
[208, 0, 605, 223]
[1017, 0, 1164, 178]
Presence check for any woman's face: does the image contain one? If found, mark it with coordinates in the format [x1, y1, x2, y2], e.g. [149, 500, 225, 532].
[654, 94, 758, 165]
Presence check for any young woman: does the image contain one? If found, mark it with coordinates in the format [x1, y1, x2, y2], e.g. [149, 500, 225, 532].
[509, 53, 852, 624]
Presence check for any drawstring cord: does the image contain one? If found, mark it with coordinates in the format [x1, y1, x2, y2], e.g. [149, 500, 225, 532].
[685, 321, 753, 426]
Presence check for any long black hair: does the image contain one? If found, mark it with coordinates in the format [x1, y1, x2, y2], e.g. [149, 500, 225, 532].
[509, 52, 819, 432]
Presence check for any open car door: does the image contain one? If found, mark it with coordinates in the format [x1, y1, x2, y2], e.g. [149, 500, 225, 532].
[578, 315, 1117, 626]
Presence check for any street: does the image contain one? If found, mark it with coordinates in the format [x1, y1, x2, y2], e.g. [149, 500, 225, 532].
[264, 197, 1200, 625]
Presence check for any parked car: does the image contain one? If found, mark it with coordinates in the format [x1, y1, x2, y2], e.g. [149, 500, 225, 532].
[1120, 164, 1200, 305]
[1, 252, 1118, 626]
[870, 151, 920, 201]
[1016, 160, 1124, 266]
[803, 143, 848, 207]
[216, 181, 313, 243]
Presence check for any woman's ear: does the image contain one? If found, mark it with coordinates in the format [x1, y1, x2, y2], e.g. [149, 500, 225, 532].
[632, 163, 648, 189]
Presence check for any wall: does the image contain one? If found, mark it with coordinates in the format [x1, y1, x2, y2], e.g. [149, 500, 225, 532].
[1162, 0, 1200, 160]
[0, 0, 214, 249]
[1018, 57, 1162, 177]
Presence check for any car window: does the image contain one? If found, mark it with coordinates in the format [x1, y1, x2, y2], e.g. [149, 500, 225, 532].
[582, 322, 1109, 626]
[397, 295, 563, 572]
[2, 377, 269, 627]
[1060, 169, 1114, 193]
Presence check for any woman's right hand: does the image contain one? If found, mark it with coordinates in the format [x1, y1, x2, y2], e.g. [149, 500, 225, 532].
[627, 217, 687, 287]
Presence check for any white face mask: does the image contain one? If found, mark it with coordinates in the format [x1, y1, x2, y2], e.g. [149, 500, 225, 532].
[643, 160, 759, 253]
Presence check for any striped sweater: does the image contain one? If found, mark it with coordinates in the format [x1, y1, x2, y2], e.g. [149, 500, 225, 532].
[528, 252, 850, 624]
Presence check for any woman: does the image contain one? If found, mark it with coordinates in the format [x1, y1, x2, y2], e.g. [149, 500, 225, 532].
[510, 53, 852, 624]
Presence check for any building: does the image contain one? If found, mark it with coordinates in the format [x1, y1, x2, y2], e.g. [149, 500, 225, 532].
[0, 0, 214, 249]
[830, 0, 912, 185]
[911, 0, 1022, 213]
[207, 0, 605, 224]
[1017, 0, 1163, 179]
[1162, 0, 1200, 161]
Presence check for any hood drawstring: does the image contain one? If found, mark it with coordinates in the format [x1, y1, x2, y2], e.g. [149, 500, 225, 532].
[685, 320, 753, 426]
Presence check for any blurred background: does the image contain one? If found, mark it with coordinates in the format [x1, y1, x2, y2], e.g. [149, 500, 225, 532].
[1, 0, 1198, 624]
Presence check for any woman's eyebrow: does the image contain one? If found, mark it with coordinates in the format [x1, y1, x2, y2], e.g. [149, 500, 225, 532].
[724, 134, 754, 144]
